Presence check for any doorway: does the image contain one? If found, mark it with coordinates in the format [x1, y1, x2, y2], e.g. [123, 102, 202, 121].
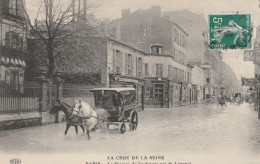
[154, 83, 164, 101]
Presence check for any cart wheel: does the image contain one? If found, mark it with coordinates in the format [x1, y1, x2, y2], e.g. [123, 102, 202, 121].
[119, 122, 126, 134]
[129, 111, 138, 131]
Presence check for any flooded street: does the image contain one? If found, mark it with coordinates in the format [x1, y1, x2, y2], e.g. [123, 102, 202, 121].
[0, 103, 260, 161]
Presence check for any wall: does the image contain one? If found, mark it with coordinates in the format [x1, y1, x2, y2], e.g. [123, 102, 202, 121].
[109, 6, 188, 67]
[191, 66, 204, 86]
[143, 54, 187, 82]
[107, 39, 146, 78]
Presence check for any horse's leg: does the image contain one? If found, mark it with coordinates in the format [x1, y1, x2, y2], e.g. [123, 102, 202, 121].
[86, 130, 90, 140]
[75, 126, 78, 135]
[80, 125, 85, 133]
[65, 123, 70, 135]
[88, 118, 99, 132]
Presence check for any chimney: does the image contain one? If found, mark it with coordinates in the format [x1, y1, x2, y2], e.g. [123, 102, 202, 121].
[122, 8, 130, 18]
[72, 0, 75, 19]
[49, 0, 53, 22]
[78, 0, 81, 16]
[162, 15, 170, 19]
[83, 0, 86, 18]
[150, 6, 161, 17]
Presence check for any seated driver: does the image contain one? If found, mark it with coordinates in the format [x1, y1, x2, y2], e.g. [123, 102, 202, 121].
[113, 93, 124, 121]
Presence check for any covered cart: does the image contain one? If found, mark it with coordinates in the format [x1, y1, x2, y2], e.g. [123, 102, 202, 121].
[91, 88, 140, 134]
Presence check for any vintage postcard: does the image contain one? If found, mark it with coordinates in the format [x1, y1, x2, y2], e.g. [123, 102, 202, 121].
[0, 0, 260, 164]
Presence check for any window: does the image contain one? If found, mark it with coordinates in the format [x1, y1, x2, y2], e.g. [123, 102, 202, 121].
[151, 46, 162, 54]
[174, 67, 177, 79]
[172, 48, 175, 60]
[16, 0, 25, 17]
[206, 78, 210, 84]
[176, 50, 179, 62]
[168, 65, 173, 78]
[115, 50, 122, 73]
[6, 0, 25, 17]
[168, 65, 171, 78]
[137, 57, 143, 77]
[154, 84, 164, 100]
[178, 33, 181, 45]
[19, 36, 24, 50]
[5, 32, 20, 49]
[146, 85, 150, 99]
[182, 70, 184, 81]
[144, 28, 147, 37]
[147, 25, 151, 36]
[145, 63, 149, 76]
[5, 32, 10, 47]
[14, 33, 19, 49]
[156, 64, 163, 77]
[174, 29, 177, 41]
[113, 49, 116, 71]
[126, 54, 132, 75]
[187, 72, 190, 82]
[9, 0, 16, 15]
[113, 49, 122, 73]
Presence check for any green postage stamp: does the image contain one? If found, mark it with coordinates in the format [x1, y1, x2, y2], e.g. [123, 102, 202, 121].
[209, 13, 252, 49]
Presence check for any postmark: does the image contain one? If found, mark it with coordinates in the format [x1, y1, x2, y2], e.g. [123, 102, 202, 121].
[209, 12, 252, 50]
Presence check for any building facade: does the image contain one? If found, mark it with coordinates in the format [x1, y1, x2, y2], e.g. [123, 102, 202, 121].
[107, 6, 189, 107]
[0, 0, 27, 83]
[191, 65, 204, 103]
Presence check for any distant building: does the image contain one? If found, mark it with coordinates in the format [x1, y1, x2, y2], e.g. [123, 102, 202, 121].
[0, 0, 27, 83]
[190, 64, 204, 103]
[109, 6, 188, 66]
[162, 10, 207, 63]
[253, 26, 260, 77]
[107, 6, 190, 107]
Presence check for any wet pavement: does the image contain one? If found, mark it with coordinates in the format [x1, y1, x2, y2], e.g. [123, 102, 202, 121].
[0, 103, 260, 160]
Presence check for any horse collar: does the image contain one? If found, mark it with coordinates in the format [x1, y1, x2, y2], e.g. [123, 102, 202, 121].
[85, 107, 93, 119]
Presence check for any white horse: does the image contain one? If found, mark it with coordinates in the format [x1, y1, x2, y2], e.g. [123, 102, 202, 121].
[72, 100, 110, 139]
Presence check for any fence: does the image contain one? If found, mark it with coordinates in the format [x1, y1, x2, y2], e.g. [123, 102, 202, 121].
[62, 84, 104, 107]
[0, 81, 40, 113]
[47, 84, 58, 110]
[0, 79, 142, 115]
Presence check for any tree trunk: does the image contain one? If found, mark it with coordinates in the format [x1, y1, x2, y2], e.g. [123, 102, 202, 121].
[47, 46, 55, 76]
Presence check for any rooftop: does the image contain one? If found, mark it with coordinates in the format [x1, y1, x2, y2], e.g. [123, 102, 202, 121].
[91, 88, 136, 92]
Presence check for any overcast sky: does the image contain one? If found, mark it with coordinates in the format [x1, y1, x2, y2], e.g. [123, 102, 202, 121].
[25, 0, 259, 79]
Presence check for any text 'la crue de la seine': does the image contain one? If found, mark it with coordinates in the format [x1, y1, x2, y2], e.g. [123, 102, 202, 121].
[85, 156, 191, 164]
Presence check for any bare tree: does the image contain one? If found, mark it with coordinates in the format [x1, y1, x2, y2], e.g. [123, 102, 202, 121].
[23, 0, 103, 77]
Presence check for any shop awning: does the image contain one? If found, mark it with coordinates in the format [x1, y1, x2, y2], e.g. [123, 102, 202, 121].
[1, 57, 26, 68]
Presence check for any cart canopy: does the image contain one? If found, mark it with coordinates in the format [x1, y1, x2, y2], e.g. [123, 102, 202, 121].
[91, 88, 136, 108]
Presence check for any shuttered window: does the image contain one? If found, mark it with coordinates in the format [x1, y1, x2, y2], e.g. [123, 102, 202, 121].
[156, 64, 163, 77]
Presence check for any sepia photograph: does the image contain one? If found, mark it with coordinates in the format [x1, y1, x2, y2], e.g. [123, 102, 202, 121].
[0, 0, 260, 163]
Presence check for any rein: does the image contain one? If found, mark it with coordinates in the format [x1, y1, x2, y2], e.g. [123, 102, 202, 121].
[58, 102, 109, 128]
[73, 103, 94, 120]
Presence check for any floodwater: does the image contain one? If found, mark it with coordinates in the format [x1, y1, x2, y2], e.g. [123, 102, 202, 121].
[0, 103, 260, 162]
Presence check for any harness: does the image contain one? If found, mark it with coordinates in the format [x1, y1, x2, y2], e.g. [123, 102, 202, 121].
[73, 103, 94, 120]
[63, 102, 109, 130]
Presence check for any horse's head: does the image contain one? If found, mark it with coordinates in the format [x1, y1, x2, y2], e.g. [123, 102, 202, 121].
[50, 100, 62, 114]
[72, 100, 96, 119]
[72, 100, 82, 116]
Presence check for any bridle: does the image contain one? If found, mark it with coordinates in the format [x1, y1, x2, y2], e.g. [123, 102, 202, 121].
[73, 103, 82, 114]
[73, 102, 93, 119]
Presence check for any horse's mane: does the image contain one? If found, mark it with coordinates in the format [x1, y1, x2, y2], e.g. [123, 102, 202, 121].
[60, 102, 73, 114]
[60, 102, 72, 108]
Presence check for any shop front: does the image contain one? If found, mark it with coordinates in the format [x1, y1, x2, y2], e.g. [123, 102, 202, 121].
[144, 77, 170, 108]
